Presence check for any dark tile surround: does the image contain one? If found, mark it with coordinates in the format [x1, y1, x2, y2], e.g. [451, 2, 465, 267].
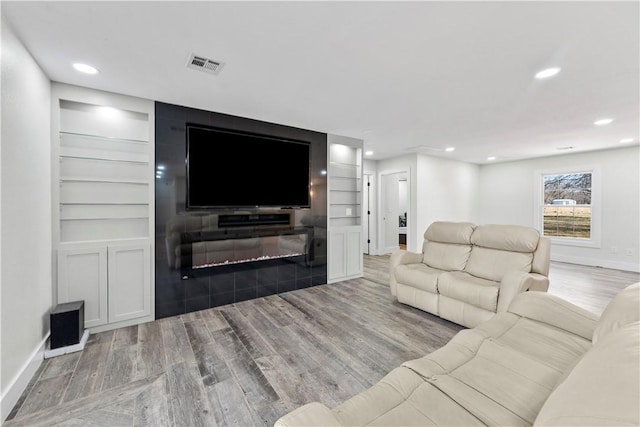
[155, 102, 328, 319]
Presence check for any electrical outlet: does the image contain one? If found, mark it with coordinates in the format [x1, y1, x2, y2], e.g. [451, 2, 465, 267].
[346, 208, 352, 216]
[626, 249, 634, 256]
[611, 246, 618, 254]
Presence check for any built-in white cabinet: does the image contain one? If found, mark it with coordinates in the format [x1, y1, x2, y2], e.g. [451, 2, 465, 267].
[108, 241, 151, 323]
[328, 227, 363, 281]
[57, 240, 150, 328]
[57, 245, 108, 328]
[52, 83, 154, 332]
[327, 134, 363, 283]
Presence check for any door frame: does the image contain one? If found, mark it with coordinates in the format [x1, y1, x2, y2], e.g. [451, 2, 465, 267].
[378, 169, 410, 255]
[362, 173, 371, 254]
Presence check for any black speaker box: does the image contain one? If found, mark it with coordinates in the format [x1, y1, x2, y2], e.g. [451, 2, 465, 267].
[50, 300, 84, 349]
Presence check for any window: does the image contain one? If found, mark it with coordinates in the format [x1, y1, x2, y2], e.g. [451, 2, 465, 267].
[536, 167, 600, 247]
[543, 172, 592, 238]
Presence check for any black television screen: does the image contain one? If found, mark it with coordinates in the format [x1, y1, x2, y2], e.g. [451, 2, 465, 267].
[186, 125, 311, 209]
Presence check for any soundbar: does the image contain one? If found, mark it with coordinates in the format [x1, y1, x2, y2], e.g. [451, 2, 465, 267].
[218, 213, 291, 228]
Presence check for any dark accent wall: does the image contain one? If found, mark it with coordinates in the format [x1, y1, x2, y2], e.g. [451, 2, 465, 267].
[155, 102, 328, 319]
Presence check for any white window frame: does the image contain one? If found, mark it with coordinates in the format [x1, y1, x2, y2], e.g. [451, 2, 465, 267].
[534, 165, 601, 248]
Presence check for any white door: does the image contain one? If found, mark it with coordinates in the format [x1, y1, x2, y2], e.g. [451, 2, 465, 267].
[347, 228, 363, 276]
[57, 245, 108, 328]
[362, 174, 371, 254]
[382, 173, 401, 253]
[108, 241, 151, 323]
[328, 228, 347, 280]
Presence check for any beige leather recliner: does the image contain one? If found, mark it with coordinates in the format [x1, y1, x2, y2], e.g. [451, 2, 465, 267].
[390, 221, 551, 328]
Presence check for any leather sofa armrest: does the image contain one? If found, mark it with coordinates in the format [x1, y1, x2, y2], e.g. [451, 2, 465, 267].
[507, 291, 599, 340]
[497, 271, 549, 313]
[274, 402, 342, 427]
[389, 250, 424, 296]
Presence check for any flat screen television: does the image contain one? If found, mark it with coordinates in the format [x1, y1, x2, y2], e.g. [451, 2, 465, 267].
[186, 125, 311, 209]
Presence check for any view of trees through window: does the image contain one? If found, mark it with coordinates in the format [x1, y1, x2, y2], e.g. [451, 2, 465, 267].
[543, 172, 592, 238]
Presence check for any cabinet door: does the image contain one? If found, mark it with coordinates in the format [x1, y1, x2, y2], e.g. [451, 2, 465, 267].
[346, 228, 363, 277]
[58, 246, 108, 328]
[329, 229, 347, 280]
[108, 242, 151, 323]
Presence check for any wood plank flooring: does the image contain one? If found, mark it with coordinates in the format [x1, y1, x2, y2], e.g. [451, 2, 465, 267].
[5, 255, 639, 427]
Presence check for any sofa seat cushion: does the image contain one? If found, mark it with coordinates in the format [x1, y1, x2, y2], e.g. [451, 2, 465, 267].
[403, 312, 592, 426]
[534, 321, 640, 426]
[438, 271, 499, 311]
[333, 367, 484, 426]
[394, 264, 445, 293]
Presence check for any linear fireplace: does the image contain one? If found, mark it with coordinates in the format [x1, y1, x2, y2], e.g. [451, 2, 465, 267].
[177, 224, 312, 276]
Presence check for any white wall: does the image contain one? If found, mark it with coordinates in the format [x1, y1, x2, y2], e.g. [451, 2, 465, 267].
[376, 154, 479, 253]
[1, 18, 52, 420]
[415, 154, 480, 250]
[478, 146, 640, 271]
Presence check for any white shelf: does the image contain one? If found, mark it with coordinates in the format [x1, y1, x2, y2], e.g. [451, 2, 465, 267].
[60, 177, 150, 185]
[59, 131, 148, 144]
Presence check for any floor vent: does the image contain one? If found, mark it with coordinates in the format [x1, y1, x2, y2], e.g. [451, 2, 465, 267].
[186, 53, 224, 75]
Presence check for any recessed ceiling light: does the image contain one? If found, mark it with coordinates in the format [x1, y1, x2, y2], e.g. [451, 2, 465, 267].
[320, 170, 327, 175]
[620, 138, 634, 143]
[365, 150, 374, 156]
[535, 67, 561, 79]
[594, 118, 614, 126]
[73, 63, 99, 74]
[445, 147, 455, 152]
[487, 156, 496, 161]
[157, 165, 166, 170]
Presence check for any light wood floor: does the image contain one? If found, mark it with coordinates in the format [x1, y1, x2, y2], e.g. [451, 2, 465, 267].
[5, 255, 639, 427]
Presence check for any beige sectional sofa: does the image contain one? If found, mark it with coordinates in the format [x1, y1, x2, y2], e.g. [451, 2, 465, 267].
[274, 282, 640, 427]
[390, 221, 551, 328]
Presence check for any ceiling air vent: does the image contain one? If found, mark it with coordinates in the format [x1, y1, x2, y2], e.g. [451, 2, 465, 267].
[405, 145, 444, 153]
[186, 53, 224, 75]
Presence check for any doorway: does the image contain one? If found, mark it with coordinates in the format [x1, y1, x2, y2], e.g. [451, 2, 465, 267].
[380, 171, 409, 254]
[398, 178, 407, 250]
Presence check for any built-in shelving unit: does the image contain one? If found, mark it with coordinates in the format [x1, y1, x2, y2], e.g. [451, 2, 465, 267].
[327, 134, 363, 282]
[52, 83, 154, 332]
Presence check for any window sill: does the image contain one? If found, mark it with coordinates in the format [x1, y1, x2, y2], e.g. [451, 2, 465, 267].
[548, 237, 600, 249]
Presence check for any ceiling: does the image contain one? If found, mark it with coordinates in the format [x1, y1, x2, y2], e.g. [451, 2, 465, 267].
[2, 1, 639, 164]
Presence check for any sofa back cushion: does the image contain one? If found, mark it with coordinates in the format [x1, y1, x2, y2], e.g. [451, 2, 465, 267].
[424, 221, 476, 244]
[465, 224, 539, 281]
[533, 321, 640, 427]
[471, 224, 541, 252]
[422, 242, 472, 271]
[422, 222, 475, 270]
[592, 282, 640, 345]
[465, 247, 533, 282]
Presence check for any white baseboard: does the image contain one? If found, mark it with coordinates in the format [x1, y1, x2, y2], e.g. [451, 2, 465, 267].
[0, 333, 49, 422]
[551, 254, 640, 273]
[44, 330, 89, 359]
